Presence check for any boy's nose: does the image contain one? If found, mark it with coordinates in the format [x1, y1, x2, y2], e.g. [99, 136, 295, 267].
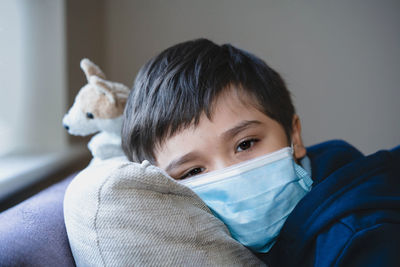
[213, 158, 239, 171]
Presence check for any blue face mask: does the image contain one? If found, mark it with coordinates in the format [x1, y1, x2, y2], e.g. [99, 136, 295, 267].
[180, 147, 313, 253]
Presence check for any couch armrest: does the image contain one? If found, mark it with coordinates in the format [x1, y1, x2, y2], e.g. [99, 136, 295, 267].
[0, 173, 77, 266]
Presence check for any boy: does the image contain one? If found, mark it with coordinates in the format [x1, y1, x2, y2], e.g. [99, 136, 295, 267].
[122, 39, 400, 266]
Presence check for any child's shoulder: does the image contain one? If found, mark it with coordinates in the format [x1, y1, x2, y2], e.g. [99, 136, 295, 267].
[306, 139, 364, 183]
[307, 139, 400, 184]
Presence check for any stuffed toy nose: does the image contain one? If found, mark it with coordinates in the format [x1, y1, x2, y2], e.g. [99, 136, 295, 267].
[63, 124, 69, 130]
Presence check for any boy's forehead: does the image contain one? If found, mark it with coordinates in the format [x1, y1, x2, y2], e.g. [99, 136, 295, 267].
[178, 86, 263, 131]
[154, 87, 265, 154]
[209, 85, 262, 118]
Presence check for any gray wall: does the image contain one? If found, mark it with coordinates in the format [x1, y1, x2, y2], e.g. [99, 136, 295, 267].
[66, 0, 105, 145]
[99, 0, 400, 154]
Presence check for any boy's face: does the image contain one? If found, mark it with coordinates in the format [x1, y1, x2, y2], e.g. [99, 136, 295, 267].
[155, 86, 306, 180]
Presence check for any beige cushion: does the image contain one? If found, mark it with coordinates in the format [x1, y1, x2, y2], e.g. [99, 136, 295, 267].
[64, 158, 265, 266]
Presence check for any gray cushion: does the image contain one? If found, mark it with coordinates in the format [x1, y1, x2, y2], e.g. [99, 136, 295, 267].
[64, 158, 264, 266]
[0, 175, 76, 267]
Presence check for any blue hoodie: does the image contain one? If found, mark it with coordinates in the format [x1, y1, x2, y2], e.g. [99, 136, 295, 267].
[258, 140, 400, 266]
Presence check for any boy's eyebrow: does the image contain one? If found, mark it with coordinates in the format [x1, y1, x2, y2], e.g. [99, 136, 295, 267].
[165, 152, 200, 173]
[221, 120, 262, 140]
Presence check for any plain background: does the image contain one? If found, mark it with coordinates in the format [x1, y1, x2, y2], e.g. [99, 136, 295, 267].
[67, 0, 400, 155]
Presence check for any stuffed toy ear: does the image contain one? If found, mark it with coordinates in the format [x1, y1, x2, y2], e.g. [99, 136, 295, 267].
[81, 58, 106, 82]
[89, 76, 116, 105]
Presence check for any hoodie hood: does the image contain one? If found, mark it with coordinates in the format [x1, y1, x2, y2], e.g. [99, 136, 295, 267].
[263, 140, 400, 266]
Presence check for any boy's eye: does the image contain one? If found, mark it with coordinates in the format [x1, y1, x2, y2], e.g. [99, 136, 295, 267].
[236, 139, 258, 152]
[179, 167, 205, 180]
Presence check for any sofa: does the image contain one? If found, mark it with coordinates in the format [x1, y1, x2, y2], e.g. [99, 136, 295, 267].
[0, 173, 77, 266]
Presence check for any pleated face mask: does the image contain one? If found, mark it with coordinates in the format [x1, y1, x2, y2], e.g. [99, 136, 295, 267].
[180, 147, 313, 253]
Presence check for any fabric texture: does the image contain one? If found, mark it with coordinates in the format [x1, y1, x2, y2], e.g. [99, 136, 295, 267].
[259, 140, 400, 266]
[0, 174, 76, 267]
[64, 157, 264, 266]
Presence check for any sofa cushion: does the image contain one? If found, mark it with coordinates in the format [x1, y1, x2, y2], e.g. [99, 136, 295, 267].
[64, 158, 264, 266]
[0, 174, 76, 267]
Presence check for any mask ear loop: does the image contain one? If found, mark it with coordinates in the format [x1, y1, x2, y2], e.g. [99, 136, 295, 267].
[290, 141, 295, 155]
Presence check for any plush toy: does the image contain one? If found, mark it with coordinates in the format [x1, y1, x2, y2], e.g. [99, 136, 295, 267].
[63, 58, 130, 161]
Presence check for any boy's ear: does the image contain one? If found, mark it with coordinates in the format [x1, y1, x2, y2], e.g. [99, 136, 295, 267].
[291, 115, 307, 160]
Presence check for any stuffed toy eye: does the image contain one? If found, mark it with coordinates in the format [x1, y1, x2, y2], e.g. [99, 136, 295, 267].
[86, 112, 94, 119]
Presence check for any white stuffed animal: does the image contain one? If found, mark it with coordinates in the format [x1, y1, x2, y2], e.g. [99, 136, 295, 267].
[63, 58, 130, 161]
